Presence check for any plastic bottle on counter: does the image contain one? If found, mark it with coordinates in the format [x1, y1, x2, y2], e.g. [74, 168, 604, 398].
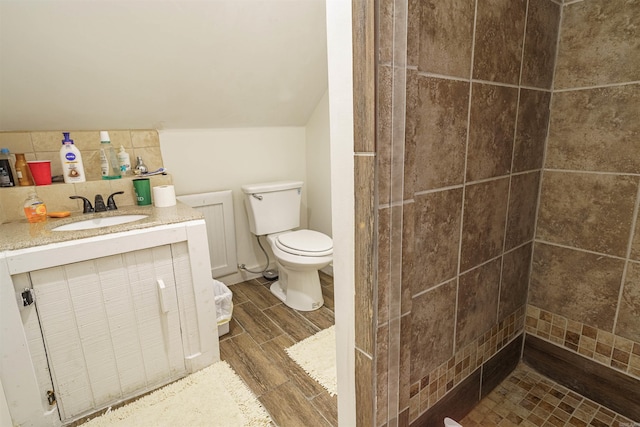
[14, 153, 34, 186]
[117, 146, 131, 175]
[60, 132, 86, 183]
[24, 193, 47, 223]
[0, 167, 11, 187]
[99, 131, 121, 180]
[0, 148, 16, 187]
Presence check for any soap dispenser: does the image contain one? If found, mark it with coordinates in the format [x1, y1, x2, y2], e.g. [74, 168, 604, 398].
[59, 132, 86, 183]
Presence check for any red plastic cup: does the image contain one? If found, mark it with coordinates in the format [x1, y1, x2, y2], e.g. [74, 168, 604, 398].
[27, 161, 52, 186]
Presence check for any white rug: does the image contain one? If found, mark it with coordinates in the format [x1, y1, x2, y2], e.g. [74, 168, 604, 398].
[84, 361, 272, 427]
[285, 325, 337, 396]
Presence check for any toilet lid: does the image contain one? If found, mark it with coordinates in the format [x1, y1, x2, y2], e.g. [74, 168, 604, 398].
[275, 230, 333, 256]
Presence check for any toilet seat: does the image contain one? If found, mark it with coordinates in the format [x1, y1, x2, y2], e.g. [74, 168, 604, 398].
[275, 230, 333, 257]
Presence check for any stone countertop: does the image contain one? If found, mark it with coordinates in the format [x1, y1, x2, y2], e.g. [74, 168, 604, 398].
[0, 202, 204, 252]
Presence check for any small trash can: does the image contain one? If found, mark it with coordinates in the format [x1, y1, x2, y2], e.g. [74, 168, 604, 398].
[213, 279, 233, 336]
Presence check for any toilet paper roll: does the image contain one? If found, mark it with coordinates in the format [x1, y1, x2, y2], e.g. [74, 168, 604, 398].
[152, 185, 177, 207]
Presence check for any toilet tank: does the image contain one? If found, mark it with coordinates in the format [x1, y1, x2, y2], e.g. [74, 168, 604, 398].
[241, 180, 303, 235]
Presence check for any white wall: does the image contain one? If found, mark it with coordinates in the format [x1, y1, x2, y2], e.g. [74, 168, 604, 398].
[305, 91, 333, 238]
[326, 0, 356, 424]
[159, 127, 308, 284]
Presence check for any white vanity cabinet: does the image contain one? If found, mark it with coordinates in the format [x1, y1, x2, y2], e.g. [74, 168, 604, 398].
[28, 245, 186, 421]
[1, 219, 219, 427]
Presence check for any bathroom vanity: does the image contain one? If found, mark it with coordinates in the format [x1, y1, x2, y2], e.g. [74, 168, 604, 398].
[0, 204, 219, 426]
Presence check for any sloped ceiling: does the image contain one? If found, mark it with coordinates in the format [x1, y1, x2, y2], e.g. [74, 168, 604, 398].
[0, 0, 328, 131]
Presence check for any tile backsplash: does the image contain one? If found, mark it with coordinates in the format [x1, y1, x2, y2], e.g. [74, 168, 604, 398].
[0, 130, 168, 223]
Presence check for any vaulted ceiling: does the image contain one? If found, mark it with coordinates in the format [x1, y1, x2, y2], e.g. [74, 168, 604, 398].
[0, 0, 328, 131]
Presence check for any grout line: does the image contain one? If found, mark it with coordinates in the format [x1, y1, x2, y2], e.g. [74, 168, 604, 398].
[412, 169, 543, 197]
[452, 0, 480, 358]
[414, 70, 553, 93]
[543, 168, 640, 177]
[497, 0, 531, 328]
[553, 80, 640, 92]
[525, 0, 565, 335]
[534, 238, 632, 262]
[612, 179, 640, 334]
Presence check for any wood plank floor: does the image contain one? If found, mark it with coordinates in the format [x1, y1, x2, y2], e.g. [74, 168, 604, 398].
[221, 272, 337, 427]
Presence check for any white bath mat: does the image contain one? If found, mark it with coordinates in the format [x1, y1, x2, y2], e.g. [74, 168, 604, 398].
[285, 325, 337, 396]
[83, 361, 272, 427]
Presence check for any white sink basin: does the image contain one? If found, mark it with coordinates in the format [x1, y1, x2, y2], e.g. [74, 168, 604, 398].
[52, 215, 149, 231]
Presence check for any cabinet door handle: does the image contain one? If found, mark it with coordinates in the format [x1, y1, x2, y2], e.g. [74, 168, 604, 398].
[157, 279, 170, 314]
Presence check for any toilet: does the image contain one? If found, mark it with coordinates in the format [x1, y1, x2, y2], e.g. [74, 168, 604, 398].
[241, 180, 333, 311]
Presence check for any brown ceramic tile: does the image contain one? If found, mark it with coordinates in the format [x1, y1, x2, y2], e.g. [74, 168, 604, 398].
[505, 171, 541, 250]
[413, 188, 463, 293]
[529, 243, 625, 331]
[355, 349, 374, 427]
[310, 392, 338, 427]
[467, 83, 518, 181]
[399, 314, 413, 410]
[499, 243, 533, 321]
[461, 178, 509, 271]
[456, 258, 501, 349]
[513, 89, 551, 173]
[353, 0, 375, 153]
[464, 363, 634, 427]
[378, 207, 391, 325]
[411, 76, 469, 192]
[632, 220, 640, 261]
[554, 0, 640, 89]
[410, 279, 457, 383]
[377, 65, 393, 205]
[418, 0, 475, 77]
[546, 85, 640, 174]
[355, 155, 375, 355]
[473, 0, 527, 84]
[536, 171, 638, 257]
[403, 69, 419, 199]
[615, 261, 640, 343]
[407, 0, 420, 67]
[376, 324, 389, 426]
[378, 0, 393, 65]
[401, 203, 415, 316]
[521, 0, 561, 89]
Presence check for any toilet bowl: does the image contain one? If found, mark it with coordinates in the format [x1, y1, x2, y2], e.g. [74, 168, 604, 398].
[241, 180, 333, 312]
[267, 230, 332, 311]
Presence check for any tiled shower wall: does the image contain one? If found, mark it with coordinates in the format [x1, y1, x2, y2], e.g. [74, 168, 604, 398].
[373, 0, 561, 425]
[527, 0, 640, 381]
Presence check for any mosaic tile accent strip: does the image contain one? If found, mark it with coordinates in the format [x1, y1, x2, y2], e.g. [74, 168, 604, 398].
[461, 363, 637, 427]
[526, 305, 640, 379]
[409, 306, 525, 423]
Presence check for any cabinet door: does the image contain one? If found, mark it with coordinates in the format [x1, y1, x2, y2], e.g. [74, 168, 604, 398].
[30, 245, 186, 421]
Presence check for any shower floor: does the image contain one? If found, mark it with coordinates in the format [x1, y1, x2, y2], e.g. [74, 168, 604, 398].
[460, 363, 637, 427]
